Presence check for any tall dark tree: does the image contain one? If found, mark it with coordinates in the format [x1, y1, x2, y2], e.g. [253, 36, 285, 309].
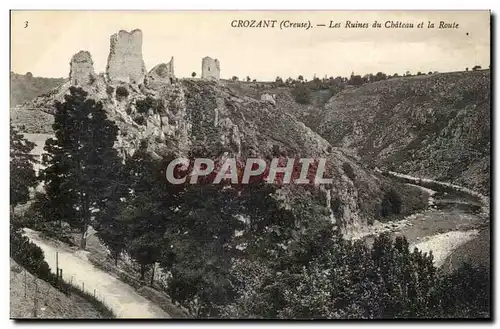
[40, 87, 123, 249]
[10, 122, 37, 213]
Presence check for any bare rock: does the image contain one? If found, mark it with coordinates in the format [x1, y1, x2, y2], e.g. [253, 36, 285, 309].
[69, 51, 95, 87]
[260, 93, 276, 106]
[106, 29, 146, 85]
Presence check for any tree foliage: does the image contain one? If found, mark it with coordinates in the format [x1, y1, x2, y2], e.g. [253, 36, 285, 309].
[10, 122, 37, 211]
[40, 87, 123, 249]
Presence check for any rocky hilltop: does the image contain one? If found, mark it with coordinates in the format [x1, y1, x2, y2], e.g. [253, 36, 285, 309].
[12, 29, 427, 235]
[310, 71, 491, 195]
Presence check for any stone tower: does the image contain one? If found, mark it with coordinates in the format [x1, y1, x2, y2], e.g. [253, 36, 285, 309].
[69, 51, 95, 86]
[201, 56, 220, 80]
[106, 29, 147, 84]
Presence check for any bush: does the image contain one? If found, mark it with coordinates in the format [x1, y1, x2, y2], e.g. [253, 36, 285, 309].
[10, 228, 115, 318]
[342, 162, 356, 182]
[133, 116, 146, 125]
[291, 84, 311, 104]
[136, 96, 163, 115]
[10, 228, 53, 282]
[115, 86, 129, 98]
[106, 86, 114, 96]
[381, 189, 402, 217]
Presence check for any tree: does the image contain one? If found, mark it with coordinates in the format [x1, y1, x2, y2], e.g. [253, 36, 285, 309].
[381, 189, 402, 217]
[374, 72, 388, 81]
[297, 75, 304, 82]
[94, 169, 128, 265]
[246, 76, 251, 82]
[349, 75, 364, 86]
[40, 87, 123, 250]
[10, 122, 37, 213]
[232, 76, 239, 81]
[192, 72, 197, 78]
[291, 84, 311, 104]
[472, 65, 482, 71]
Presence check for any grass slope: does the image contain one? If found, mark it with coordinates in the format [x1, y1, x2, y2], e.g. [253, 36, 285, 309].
[10, 259, 103, 319]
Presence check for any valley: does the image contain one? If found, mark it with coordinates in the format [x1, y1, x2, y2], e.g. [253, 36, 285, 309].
[9, 21, 491, 319]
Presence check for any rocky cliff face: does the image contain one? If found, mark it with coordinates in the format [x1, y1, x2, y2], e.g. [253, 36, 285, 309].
[106, 29, 147, 84]
[311, 71, 491, 195]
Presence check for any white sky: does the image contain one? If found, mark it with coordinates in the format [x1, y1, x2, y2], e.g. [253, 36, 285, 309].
[10, 10, 490, 81]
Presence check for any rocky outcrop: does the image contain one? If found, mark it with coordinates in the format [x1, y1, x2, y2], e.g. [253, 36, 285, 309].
[201, 57, 220, 80]
[69, 51, 95, 87]
[260, 93, 276, 106]
[106, 29, 146, 85]
[145, 57, 175, 89]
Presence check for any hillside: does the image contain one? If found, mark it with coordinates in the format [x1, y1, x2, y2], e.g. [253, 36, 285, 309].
[14, 73, 426, 235]
[10, 72, 66, 107]
[10, 259, 102, 319]
[310, 71, 490, 195]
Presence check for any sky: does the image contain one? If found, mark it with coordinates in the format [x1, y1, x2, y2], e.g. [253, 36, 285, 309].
[10, 10, 490, 81]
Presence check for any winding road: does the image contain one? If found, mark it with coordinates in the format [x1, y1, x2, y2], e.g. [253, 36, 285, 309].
[23, 228, 170, 319]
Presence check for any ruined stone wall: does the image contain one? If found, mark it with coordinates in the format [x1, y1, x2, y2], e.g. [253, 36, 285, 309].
[106, 29, 146, 85]
[201, 57, 220, 80]
[145, 57, 175, 88]
[69, 51, 95, 86]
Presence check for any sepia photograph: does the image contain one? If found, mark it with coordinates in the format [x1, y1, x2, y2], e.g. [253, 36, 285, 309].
[9, 9, 491, 320]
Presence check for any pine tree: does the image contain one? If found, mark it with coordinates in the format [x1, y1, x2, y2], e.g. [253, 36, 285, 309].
[114, 146, 183, 283]
[10, 122, 37, 214]
[41, 87, 123, 249]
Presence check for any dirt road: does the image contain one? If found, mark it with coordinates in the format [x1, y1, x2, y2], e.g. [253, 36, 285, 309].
[23, 228, 170, 319]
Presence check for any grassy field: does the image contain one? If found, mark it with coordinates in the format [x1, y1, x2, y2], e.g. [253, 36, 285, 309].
[10, 259, 102, 319]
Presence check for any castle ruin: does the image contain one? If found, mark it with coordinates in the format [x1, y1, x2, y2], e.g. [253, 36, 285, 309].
[201, 56, 220, 80]
[106, 29, 147, 85]
[145, 56, 175, 88]
[69, 51, 95, 86]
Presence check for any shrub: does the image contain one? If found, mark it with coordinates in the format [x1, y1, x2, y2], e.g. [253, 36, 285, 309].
[136, 96, 163, 115]
[10, 228, 115, 318]
[291, 84, 311, 104]
[106, 86, 114, 96]
[10, 228, 53, 282]
[115, 86, 129, 98]
[133, 116, 146, 125]
[342, 162, 356, 182]
[381, 189, 402, 217]
[331, 197, 342, 219]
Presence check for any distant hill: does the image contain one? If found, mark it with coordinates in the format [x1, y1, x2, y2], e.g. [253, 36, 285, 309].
[10, 72, 66, 107]
[310, 70, 491, 195]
